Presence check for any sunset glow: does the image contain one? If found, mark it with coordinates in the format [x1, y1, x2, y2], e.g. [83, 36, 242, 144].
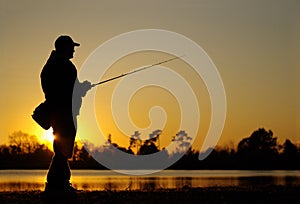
[40, 128, 54, 150]
[0, 1, 299, 151]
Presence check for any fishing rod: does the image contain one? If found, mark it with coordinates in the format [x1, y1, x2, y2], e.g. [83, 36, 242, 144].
[91, 55, 184, 87]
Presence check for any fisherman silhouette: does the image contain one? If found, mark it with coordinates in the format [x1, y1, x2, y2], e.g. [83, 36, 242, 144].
[41, 35, 91, 193]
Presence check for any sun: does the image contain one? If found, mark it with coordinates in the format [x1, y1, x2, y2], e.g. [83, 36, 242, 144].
[42, 127, 54, 143]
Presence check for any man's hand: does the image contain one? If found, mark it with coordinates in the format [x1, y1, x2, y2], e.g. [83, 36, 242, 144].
[73, 80, 92, 116]
[80, 80, 92, 97]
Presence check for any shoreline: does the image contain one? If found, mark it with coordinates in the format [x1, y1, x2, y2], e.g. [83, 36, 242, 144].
[1, 185, 300, 204]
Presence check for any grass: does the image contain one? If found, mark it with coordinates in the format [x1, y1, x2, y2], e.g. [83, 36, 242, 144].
[0, 185, 300, 204]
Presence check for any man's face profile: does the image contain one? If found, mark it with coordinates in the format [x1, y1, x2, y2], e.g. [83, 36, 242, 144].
[56, 45, 75, 59]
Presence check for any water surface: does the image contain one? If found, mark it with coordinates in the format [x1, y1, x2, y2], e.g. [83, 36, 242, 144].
[0, 170, 299, 191]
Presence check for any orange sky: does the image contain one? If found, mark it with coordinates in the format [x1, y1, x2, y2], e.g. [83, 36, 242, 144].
[0, 1, 299, 151]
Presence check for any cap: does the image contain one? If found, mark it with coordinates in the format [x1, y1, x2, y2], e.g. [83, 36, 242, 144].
[55, 35, 80, 50]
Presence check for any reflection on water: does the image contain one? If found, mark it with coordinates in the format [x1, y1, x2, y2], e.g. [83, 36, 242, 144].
[0, 170, 299, 191]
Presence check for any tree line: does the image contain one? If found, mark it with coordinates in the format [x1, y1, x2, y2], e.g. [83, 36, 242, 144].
[0, 128, 299, 169]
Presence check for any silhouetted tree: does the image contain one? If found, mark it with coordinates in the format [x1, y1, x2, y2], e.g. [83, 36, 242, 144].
[282, 139, 297, 156]
[129, 131, 142, 154]
[0, 134, 53, 169]
[149, 129, 162, 150]
[69, 142, 103, 169]
[137, 130, 161, 155]
[237, 128, 279, 169]
[1, 128, 299, 170]
[280, 139, 299, 169]
[8, 131, 39, 154]
[138, 140, 159, 155]
[199, 145, 236, 169]
[171, 130, 192, 153]
[72, 141, 82, 162]
[238, 128, 278, 153]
